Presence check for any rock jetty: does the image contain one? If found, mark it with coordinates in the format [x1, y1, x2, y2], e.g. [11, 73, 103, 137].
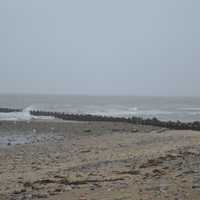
[0, 107, 200, 131]
[0, 107, 22, 113]
[30, 110, 200, 131]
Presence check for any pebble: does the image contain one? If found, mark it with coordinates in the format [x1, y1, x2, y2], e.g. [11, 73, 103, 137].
[65, 185, 73, 191]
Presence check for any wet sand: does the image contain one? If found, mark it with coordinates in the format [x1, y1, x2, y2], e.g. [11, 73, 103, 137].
[1, 120, 200, 199]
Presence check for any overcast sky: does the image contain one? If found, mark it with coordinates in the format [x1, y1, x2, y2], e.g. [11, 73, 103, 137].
[0, 0, 199, 96]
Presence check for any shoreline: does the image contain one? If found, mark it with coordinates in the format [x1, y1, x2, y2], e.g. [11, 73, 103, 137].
[1, 106, 200, 130]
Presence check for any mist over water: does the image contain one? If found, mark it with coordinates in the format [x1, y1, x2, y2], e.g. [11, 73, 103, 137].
[0, 94, 200, 122]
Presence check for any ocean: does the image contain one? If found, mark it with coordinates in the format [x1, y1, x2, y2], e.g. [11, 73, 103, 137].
[0, 94, 200, 122]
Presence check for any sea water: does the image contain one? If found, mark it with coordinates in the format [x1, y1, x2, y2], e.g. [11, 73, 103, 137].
[0, 94, 200, 122]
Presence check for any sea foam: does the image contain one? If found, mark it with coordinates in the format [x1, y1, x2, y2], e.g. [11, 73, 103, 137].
[0, 105, 53, 121]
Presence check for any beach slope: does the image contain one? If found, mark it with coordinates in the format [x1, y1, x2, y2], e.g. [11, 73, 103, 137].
[0, 120, 200, 200]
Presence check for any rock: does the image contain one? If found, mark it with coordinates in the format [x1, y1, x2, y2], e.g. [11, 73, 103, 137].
[115, 169, 140, 175]
[130, 170, 140, 175]
[80, 149, 91, 153]
[90, 186, 95, 190]
[13, 188, 26, 194]
[192, 184, 200, 189]
[84, 129, 91, 133]
[23, 181, 32, 188]
[152, 169, 165, 177]
[33, 193, 48, 198]
[65, 185, 73, 191]
[32, 129, 37, 133]
[131, 129, 138, 133]
[140, 158, 162, 168]
[182, 169, 196, 175]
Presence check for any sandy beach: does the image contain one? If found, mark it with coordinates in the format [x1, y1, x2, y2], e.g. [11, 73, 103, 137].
[1, 120, 200, 200]
[1, 0, 199, 199]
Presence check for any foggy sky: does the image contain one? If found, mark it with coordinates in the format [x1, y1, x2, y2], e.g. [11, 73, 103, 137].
[0, 0, 200, 96]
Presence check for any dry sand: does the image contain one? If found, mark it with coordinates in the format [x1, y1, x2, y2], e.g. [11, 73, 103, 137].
[0, 120, 200, 199]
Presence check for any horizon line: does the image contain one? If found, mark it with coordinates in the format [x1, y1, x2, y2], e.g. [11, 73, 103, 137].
[0, 92, 200, 98]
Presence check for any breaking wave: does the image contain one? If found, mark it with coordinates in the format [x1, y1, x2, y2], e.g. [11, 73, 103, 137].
[0, 105, 53, 121]
[1, 103, 200, 122]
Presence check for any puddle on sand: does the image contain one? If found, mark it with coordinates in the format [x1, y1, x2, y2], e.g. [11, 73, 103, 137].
[0, 133, 64, 148]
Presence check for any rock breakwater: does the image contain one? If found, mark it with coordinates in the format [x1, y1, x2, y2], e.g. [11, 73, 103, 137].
[30, 110, 200, 131]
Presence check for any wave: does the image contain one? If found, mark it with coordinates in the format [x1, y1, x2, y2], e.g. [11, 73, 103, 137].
[0, 103, 175, 121]
[0, 105, 54, 121]
[0, 112, 31, 121]
[2, 103, 200, 121]
[84, 106, 173, 118]
[178, 107, 200, 111]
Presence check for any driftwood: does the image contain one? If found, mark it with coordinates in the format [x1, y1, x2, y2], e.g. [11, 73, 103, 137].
[60, 177, 125, 185]
[24, 177, 125, 188]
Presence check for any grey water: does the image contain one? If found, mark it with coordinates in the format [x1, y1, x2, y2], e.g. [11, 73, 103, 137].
[0, 94, 200, 122]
